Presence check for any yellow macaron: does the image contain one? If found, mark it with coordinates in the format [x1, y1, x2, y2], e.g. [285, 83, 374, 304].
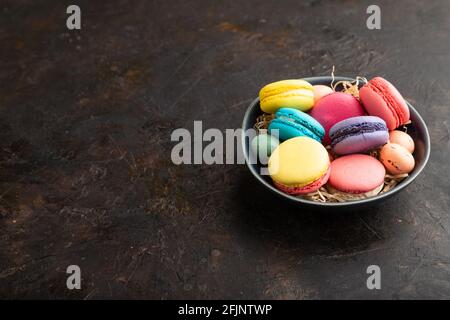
[268, 136, 330, 194]
[259, 79, 314, 114]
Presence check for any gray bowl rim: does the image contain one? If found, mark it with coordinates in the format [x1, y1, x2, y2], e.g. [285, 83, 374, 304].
[241, 76, 431, 207]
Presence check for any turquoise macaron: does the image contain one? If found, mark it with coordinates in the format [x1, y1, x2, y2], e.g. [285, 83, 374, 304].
[268, 108, 325, 142]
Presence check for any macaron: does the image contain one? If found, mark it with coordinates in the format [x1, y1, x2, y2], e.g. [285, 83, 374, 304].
[359, 77, 410, 130]
[389, 130, 415, 153]
[313, 85, 334, 103]
[329, 116, 389, 155]
[379, 143, 415, 174]
[327, 154, 386, 200]
[310, 92, 366, 145]
[250, 133, 280, 164]
[268, 137, 330, 195]
[268, 108, 325, 142]
[259, 79, 314, 114]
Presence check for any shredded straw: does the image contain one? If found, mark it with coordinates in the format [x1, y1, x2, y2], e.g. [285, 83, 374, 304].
[253, 69, 410, 203]
[331, 66, 368, 99]
[299, 172, 409, 203]
[254, 113, 274, 133]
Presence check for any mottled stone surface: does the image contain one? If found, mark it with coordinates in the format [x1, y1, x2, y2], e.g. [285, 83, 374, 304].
[0, 0, 449, 299]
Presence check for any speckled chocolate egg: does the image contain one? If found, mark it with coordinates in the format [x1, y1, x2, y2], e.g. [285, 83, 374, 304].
[380, 143, 415, 175]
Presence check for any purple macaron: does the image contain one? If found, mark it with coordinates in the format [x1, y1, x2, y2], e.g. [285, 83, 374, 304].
[329, 116, 389, 155]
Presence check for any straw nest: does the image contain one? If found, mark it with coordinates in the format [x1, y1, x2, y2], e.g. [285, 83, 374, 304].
[252, 78, 409, 203]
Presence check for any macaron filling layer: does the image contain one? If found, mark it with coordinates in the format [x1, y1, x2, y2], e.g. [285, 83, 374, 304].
[260, 79, 313, 100]
[269, 119, 317, 141]
[277, 114, 325, 139]
[274, 166, 331, 195]
[269, 108, 325, 142]
[327, 183, 384, 200]
[261, 89, 314, 104]
[330, 121, 387, 147]
[259, 80, 315, 113]
[309, 92, 366, 145]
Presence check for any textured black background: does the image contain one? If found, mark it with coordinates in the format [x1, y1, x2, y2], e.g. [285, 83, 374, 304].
[0, 0, 449, 299]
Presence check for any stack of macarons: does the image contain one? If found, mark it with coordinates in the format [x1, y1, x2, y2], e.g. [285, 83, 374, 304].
[251, 76, 417, 201]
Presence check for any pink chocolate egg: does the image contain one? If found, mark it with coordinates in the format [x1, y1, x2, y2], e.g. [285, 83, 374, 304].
[389, 130, 414, 153]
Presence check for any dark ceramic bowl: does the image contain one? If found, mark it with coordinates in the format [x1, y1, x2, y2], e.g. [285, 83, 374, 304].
[242, 76, 430, 210]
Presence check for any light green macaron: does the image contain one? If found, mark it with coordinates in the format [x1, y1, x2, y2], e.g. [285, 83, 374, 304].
[250, 133, 280, 163]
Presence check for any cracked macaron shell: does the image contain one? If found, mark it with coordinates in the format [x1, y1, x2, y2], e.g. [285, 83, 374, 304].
[269, 108, 325, 142]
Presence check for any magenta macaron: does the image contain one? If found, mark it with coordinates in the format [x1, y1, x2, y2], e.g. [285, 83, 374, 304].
[327, 154, 386, 200]
[329, 116, 389, 155]
[359, 77, 410, 130]
[310, 92, 366, 145]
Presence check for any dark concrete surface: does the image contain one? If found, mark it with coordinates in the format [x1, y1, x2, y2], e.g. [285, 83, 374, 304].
[0, 0, 449, 299]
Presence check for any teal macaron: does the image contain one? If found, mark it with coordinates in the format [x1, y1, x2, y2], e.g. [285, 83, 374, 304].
[268, 108, 325, 142]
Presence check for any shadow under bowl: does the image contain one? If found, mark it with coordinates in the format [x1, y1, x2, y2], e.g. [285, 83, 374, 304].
[241, 76, 430, 211]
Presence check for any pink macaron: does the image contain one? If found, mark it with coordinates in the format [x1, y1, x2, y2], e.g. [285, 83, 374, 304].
[359, 77, 410, 130]
[327, 154, 386, 200]
[310, 92, 366, 145]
